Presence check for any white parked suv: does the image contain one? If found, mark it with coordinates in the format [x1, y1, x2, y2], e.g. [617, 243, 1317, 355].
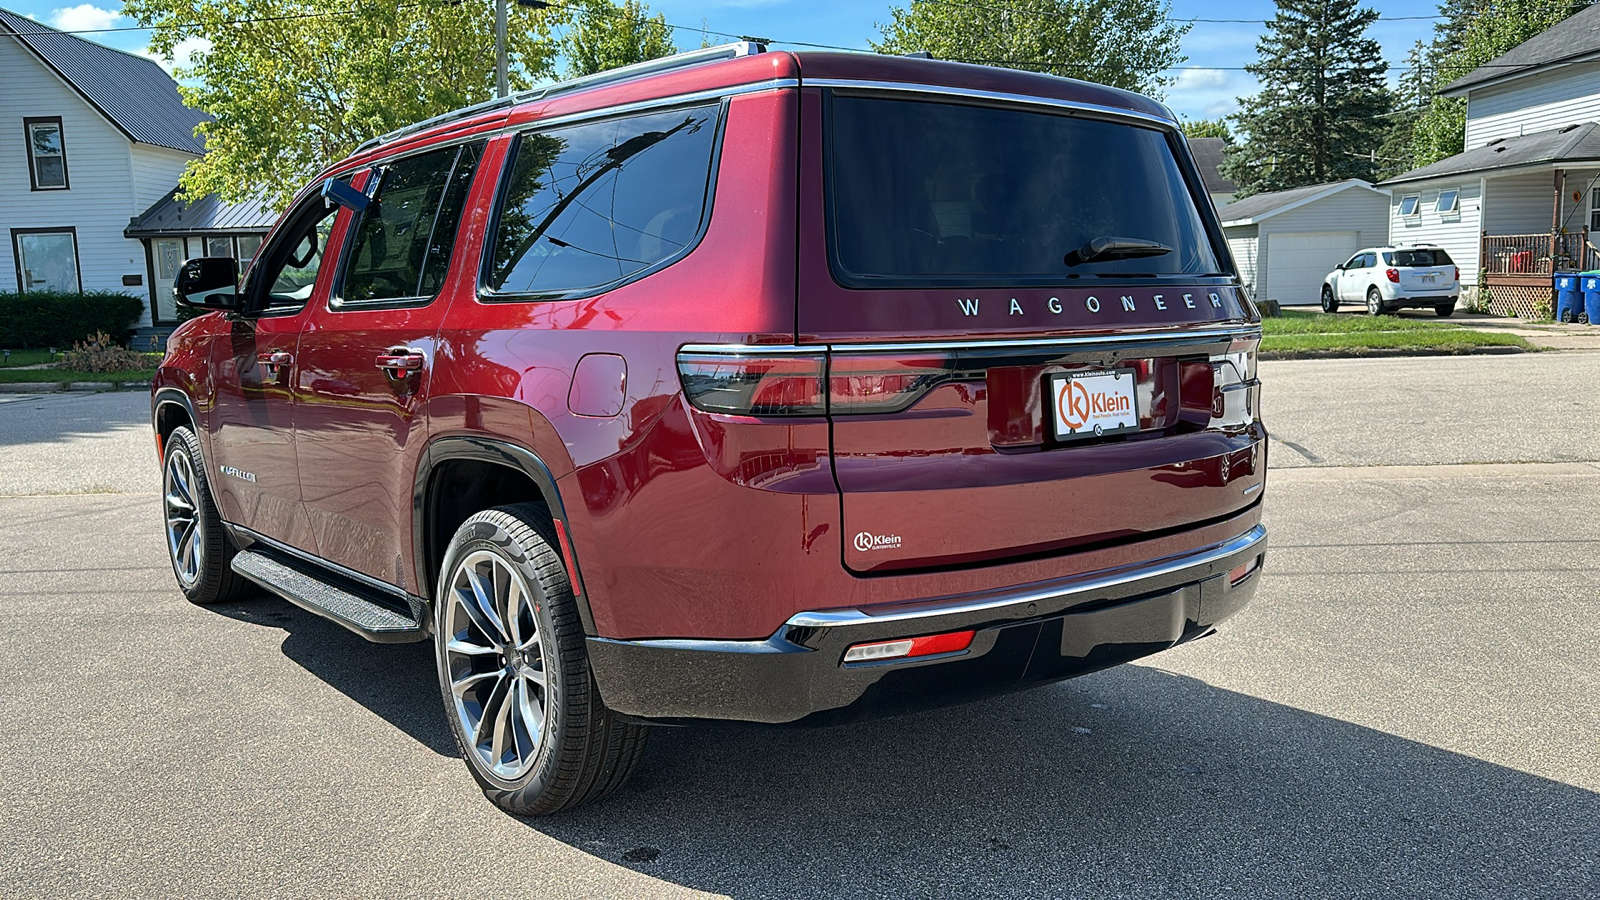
[1322, 245, 1459, 317]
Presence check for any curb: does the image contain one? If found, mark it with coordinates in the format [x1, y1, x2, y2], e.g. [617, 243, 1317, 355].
[1260, 345, 1529, 361]
[0, 380, 150, 394]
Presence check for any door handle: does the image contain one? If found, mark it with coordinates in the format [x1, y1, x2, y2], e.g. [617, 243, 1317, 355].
[257, 351, 292, 379]
[375, 348, 425, 375]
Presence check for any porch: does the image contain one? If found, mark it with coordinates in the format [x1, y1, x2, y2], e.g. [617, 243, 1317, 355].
[1480, 230, 1598, 318]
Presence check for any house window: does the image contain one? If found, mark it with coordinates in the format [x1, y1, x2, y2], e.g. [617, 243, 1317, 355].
[206, 236, 233, 259]
[237, 235, 262, 267]
[12, 228, 81, 293]
[1436, 189, 1460, 215]
[1399, 194, 1420, 217]
[24, 117, 68, 190]
[1590, 188, 1600, 231]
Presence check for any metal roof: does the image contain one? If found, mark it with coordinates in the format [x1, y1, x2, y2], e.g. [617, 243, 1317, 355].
[1186, 137, 1237, 194]
[1441, 4, 1600, 96]
[0, 7, 207, 154]
[1379, 122, 1600, 186]
[125, 188, 275, 238]
[1218, 179, 1385, 227]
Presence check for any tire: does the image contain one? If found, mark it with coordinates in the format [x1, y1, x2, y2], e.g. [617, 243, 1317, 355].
[161, 426, 248, 605]
[434, 504, 648, 815]
[1435, 302, 1456, 318]
[1366, 287, 1388, 316]
[1321, 285, 1338, 313]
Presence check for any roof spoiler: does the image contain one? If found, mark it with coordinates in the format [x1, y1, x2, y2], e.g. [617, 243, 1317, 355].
[355, 41, 767, 154]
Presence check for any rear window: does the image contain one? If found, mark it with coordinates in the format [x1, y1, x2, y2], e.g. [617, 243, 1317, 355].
[825, 94, 1221, 286]
[1386, 249, 1454, 267]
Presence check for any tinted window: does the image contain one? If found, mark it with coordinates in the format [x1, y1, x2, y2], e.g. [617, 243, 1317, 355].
[487, 104, 720, 296]
[1390, 249, 1453, 267]
[825, 95, 1220, 285]
[342, 142, 483, 304]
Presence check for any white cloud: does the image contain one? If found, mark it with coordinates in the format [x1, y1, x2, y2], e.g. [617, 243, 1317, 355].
[139, 37, 213, 75]
[1173, 67, 1229, 90]
[48, 4, 122, 33]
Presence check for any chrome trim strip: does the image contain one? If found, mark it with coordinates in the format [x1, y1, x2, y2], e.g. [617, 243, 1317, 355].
[805, 78, 1178, 129]
[678, 325, 1259, 357]
[497, 80, 797, 137]
[787, 524, 1267, 628]
[233, 526, 412, 601]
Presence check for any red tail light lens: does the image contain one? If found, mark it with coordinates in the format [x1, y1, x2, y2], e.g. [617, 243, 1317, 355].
[828, 352, 955, 414]
[677, 351, 826, 416]
[842, 629, 975, 664]
[1385, 268, 1400, 283]
[1454, 266, 1460, 282]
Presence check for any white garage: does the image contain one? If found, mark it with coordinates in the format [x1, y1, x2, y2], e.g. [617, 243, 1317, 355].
[1219, 180, 1392, 307]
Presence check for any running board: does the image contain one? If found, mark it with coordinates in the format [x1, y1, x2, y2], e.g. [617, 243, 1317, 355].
[231, 550, 426, 643]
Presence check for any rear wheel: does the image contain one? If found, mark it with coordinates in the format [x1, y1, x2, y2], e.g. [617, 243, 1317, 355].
[161, 426, 247, 605]
[1366, 287, 1388, 316]
[434, 504, 647, 815]
[1435, 301, 1456, 318]
[1321, 285, 1338, 313]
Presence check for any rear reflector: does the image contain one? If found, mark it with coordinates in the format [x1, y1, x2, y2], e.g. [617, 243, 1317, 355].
[1229, 556, 1261, 585]
[842, 629, 975, 664]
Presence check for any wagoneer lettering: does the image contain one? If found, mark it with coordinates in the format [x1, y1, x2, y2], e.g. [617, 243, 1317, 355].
[152, 43, 1266, 817]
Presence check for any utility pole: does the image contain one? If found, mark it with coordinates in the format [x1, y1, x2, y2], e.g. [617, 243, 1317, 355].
[496, 0, 508, 98]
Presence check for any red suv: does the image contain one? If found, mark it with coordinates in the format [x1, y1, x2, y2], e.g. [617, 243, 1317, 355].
[154, 44, 1267, 814]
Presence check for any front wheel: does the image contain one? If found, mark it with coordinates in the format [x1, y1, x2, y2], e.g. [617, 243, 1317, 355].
[162, 426, 248, 605]
[1321, 285, 1339, 313]
[434, 504, 648, 815]
[1367, 287, 1388, 316]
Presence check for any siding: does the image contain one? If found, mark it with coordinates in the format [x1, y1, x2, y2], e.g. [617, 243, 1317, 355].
[1257, 187, 1390, 297]
[131, 145, 195, 209]
[1388, 179, 1484, 280]
[1465, 63, 1600, 148]
[0, 37, 167, 327]
[1224, 224, 1259, 296]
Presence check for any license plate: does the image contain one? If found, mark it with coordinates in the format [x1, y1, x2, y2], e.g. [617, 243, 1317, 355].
[1050, 370, 1138, 441]
[1421, 273, 1436, 283]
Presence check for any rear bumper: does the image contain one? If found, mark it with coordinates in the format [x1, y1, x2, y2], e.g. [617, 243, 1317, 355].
[587, 523, 1266, 725]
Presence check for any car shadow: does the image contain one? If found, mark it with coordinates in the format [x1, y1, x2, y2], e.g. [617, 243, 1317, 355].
[207, 594, 458, 758]
[199, 596, 1600, 897]
[531, 666, 1599, 898]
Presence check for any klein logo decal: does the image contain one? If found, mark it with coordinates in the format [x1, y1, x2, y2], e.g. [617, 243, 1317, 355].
[955, 292, 1225, 318]
[219, 465, 257, 484]
[854, 531, 902, 552]
[1057, 379, 1130, 432]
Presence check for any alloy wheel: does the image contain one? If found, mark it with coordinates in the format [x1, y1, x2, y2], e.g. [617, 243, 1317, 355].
[443, 549, 549, 782]
[163, 445, 202, 586]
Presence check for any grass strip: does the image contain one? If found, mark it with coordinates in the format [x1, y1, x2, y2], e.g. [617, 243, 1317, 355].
[1261, 330, 1531, 353]
[0, 368, 155, 385]
[1262, 310, 1460, 335]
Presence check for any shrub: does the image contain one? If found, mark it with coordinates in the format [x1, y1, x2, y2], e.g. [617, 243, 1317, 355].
[0, 291, 144, 348]
[59, 331, 157, 374]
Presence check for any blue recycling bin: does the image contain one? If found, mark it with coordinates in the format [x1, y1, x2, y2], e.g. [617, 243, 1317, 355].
[1582, 271, 1600, 325]
[1555, 272, 1583, 322]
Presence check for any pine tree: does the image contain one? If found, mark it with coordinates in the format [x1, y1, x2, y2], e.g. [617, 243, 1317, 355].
[1221, 0, 1393, 196]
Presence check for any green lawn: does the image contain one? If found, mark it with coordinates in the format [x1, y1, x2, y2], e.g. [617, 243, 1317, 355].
[1262, 310, 1459, 334]
[0, 349, 58, 367]
[1260, 309, 1531, 354]
[0, 368, 156, 385]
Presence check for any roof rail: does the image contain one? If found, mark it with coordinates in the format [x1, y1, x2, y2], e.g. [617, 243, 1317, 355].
[354, 41, 767, 154]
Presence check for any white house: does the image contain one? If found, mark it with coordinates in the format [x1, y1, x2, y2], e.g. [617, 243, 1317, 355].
[0, 7, 270, 342]
[1187, 137, 1238, 208]
[1380, 3, 1600, 316]
[1218, 179, 1392, 307]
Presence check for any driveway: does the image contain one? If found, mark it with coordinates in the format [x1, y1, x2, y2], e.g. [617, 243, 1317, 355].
[1, 363, 1596, 899]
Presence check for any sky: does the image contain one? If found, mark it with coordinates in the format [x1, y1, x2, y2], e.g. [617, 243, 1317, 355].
[2, 0, 1447, 122]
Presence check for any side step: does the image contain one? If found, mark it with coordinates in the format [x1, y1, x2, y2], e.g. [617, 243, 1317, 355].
[231, 550, 426, 643]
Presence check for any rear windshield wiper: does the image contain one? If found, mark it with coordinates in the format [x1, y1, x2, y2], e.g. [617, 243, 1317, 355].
[1064, 237, 1173, 268]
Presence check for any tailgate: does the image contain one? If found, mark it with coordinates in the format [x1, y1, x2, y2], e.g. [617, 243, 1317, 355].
[831, 328, 1263, 573]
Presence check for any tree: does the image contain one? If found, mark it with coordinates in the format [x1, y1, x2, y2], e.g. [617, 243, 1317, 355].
[872, 0, 1191, 98]
[1410, 0, 1583, 167]
[1182, 117, 1233, 141]
[1222, 0, 1393, 196]
[564, 0, 676, 78]
[126, 0, 564, 211]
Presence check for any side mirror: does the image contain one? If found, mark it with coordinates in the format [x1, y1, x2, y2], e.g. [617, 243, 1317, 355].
[175, 257, 239, 311]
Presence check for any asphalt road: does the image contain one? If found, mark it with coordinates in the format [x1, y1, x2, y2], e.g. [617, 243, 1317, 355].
[1, 357, 1598, 899]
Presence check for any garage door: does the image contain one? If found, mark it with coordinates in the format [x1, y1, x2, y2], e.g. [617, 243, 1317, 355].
[1265, 231, 1361, 306]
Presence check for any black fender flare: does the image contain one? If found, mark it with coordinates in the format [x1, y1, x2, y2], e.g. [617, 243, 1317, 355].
[151, 387, 202, 466]
[413, 436, 597, 635]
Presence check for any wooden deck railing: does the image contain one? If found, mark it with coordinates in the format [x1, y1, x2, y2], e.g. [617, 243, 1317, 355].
[1481, 230, 1599, 275]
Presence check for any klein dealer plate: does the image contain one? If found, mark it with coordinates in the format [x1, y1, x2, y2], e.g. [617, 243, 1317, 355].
[1050, 369, 1139, 441]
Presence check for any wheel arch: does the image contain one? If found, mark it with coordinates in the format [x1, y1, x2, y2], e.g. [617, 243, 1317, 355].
[152, 387, 200, 463]
[415, 436, 596, 634]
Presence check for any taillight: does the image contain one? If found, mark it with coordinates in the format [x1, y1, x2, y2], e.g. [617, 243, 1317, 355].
[1454, 266, 1460, 282]
[828, 352, 954, 414]
[1209, 335, 1259, 429]
[678, 349, 954, 416]
[1385, 268, 1400, 283]
[677, 351, 826, 416]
